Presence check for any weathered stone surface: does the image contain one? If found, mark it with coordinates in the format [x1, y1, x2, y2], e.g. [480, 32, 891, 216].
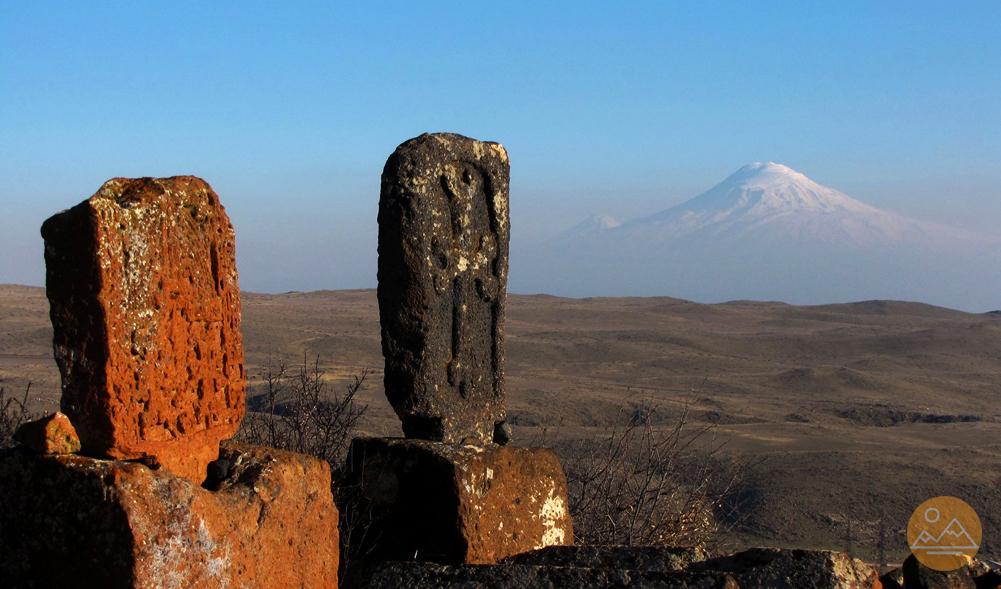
[13, 411, 80, 454]
[882, 562, 997, 589]
[363, 561, 740, 588]
[363, 548, 879, 588]
[41, 176, 245, 482]
[902, 554, 977, 588]
[690, 548, 882, 588]
[343, 437, 572, 569]
[0, 442, 338, 589]
[975, 570, 1001, 589]
[378, 133, 510, 444]
[503, 545, 710, 572]
[881, 567, 904, 589]
[969, 560, 994, 579]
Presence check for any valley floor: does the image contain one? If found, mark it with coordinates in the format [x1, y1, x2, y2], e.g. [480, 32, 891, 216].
[3, 284, 999, 561]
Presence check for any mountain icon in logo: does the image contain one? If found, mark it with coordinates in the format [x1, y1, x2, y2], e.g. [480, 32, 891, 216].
[910, 517, 979, 554]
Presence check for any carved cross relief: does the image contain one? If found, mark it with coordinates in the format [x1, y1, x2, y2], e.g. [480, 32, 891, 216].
[432, 161, 501, 401]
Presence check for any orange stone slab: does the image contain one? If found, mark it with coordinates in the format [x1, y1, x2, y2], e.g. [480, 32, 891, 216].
[41, 176, 245, 482]
[0, 443, 339, 589]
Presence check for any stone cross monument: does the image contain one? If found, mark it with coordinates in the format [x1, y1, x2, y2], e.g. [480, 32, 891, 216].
[40, 176, 245, 482]
[378, 133, 511, 444]
[333, 134, 573, 570]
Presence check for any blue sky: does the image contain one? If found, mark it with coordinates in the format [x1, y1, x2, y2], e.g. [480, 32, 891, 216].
[2, 1, 999, 292]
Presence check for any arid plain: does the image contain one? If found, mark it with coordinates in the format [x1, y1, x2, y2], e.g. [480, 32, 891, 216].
[2, 283, 999, 560]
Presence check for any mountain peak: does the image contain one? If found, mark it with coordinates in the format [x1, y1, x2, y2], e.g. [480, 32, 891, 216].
[682, 162, 874, 216]
[739, 161, 796, 173]
[729, 161, 816, 188]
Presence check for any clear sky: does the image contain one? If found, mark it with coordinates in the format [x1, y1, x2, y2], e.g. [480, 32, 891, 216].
[2, 1, 999, 293]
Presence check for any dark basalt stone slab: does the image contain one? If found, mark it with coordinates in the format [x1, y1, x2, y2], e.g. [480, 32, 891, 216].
[363, 561, 738, 589]
[503, 545, 710, 573]
[340, 437, 572, 574]
[360, 547, 883, 589]
[378, 133, 510, 444]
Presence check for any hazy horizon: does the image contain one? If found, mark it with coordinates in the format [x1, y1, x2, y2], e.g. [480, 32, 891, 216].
[2, 3, 998, 309]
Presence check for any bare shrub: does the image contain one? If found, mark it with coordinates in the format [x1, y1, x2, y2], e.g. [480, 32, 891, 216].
[548, 404, 746, 548]
[0, 384, 33, 449]
[237, 354, 375, 581]
[335, 479, 384, 587]
[238, 354, 368, 467]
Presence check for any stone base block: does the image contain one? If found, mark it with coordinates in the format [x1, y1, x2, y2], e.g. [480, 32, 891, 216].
[344, 438, 573, 567]
[0, 443, 338, 589]
[689, 548, 882, 588]
[364, 547, 882, 589]
[505, 545, 710, 572]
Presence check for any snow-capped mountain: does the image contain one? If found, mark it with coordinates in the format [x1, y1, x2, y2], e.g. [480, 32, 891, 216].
[615, 162, 981, 249]
[513, 163, 999, 311]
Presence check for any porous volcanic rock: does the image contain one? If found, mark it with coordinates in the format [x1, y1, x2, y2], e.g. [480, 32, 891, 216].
[881, 567, 905, 589]
[363, 561, 740, 588]
[690, 548, 882, 588]
[13, 411, 80, 454]
[363, 547, 881, 588]
[0, 443, 338, 589]
[503, 545, 710, 572]
[975, 570, 1001, 589]
[41, 176, 245, 482]
[902, 554, 977, 588]
[378, 133, 510, 444]
[343, 437, 572, 570]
